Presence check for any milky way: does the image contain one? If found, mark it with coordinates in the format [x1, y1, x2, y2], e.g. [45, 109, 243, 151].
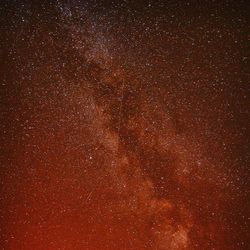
[0, 1, 249, 249]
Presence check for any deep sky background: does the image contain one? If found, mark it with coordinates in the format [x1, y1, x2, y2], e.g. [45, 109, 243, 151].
[0, 1, 249, 249]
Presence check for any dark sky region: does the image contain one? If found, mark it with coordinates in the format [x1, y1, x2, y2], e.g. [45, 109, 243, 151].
[0, 1, 249, 249]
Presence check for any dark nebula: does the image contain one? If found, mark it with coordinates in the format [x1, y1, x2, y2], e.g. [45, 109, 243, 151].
[0, 1, 249, 249]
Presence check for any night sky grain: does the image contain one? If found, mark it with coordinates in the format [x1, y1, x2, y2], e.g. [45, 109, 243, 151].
[0, 1, 249, 249]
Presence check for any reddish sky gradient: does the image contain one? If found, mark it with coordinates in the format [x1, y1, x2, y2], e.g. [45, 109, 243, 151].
[0, 1, 249, 249]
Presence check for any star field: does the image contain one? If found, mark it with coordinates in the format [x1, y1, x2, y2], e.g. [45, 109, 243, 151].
[0, 1, 249, 249]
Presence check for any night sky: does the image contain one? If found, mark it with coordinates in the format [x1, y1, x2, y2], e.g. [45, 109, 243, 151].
[0, 1, 249, 249]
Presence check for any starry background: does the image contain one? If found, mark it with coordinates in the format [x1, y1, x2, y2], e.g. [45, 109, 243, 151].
[0, 0, 249, 249]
